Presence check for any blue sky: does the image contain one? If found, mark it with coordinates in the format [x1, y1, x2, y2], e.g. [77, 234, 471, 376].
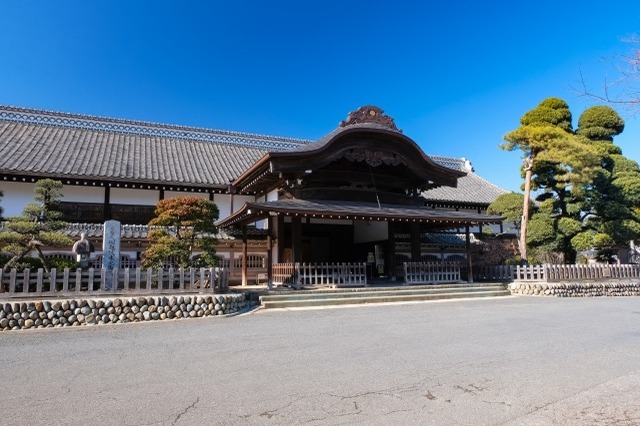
[1, 1, 639, 192]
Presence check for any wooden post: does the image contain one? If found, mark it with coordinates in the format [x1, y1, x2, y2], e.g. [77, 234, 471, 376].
[241, 224, 248, 286]
[277, 215, 285, 262]
[267, 216, 273, 289]
[387, 222, 396, 280]
[466, 225, 473, 283]
[410, 222, 421, 262]
[103, 186, 112, 221]
[292, 216, 302, 263]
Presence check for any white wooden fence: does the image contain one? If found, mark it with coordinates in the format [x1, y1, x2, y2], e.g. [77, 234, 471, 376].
[545, 264, 640, 281]
[272, 262, 367, 287]
[474, 264, 640, 282]
[0, 267, 229, 299]
[403, 262, 461, 284]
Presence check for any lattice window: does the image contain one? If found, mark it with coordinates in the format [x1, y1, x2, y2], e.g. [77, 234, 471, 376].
[92, 254, 139, 269]
[234, 255, 266, 268]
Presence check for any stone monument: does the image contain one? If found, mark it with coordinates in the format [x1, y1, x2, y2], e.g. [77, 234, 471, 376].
[102, 220, 121, 290]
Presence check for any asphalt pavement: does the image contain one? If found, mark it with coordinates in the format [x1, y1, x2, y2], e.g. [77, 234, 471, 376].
[1, 296, 639, 425]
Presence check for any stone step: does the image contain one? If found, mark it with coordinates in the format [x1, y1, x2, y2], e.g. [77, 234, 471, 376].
[259, 286, 510, 309]
[260, 285, 507, 302]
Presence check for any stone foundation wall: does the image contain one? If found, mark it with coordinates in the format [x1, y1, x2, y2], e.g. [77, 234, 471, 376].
[509, 281, 640, 297]
[0, 293, 249, 332]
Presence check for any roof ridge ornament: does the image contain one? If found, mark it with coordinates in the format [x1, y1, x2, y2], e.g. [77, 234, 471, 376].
[339, 106, 402, 133]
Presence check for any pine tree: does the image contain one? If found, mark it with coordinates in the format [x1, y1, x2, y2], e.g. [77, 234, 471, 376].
[142, 196, 219, 268]
[0, 179, 72, 272]
[501, 98, 594, 263]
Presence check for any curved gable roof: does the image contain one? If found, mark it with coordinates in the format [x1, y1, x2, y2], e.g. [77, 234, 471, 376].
[233, 107, 465, 193]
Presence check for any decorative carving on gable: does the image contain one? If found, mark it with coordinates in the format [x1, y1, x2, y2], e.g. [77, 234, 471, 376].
[339, 106, 402, 133]
[342, 148, 406, 167]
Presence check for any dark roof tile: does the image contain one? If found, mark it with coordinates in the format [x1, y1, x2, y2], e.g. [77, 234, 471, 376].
[0, 106, 310, 187]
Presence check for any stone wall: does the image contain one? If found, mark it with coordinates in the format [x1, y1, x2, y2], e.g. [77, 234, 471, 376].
[509, 281, 640, 297]
[0, 293, 249, 332]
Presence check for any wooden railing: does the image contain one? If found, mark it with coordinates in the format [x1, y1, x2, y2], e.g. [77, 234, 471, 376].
[473, 265, 515, 282]
[403, 262, 461, 284]
[473, 264, 640, 282]
[513, 265, 546, 281]
[0, 267, 229, 299]
[272, 262, 367, 288]
[545, 264, 640, 281]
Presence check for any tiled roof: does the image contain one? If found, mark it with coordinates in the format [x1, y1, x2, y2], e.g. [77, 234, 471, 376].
[0, 106, 310, 187]
[17, 222, 268, 240]
[0, 105, 506, 206]
[219, 198, 504, 228]
[289, 123, 396, 152]
[422, 158, 508, 206]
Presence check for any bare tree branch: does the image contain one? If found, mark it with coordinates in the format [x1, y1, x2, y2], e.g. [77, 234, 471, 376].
[574, 38, 640, 114]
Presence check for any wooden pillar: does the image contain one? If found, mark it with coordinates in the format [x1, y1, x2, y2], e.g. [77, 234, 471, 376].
[277, 215, 285, 262]
[267, 216, 273, 289]
[159, 188, 165, 201]
[387, 222, 396, 280]
[465, 225, 473, 283]
[241, 225, 248, 286]
[410, 222, 421, 262]
[103, 186, 112, 221]
[292, 216, 302, 263]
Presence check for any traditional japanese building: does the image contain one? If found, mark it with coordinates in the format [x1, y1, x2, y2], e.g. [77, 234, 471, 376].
[0, 105, 507, 285]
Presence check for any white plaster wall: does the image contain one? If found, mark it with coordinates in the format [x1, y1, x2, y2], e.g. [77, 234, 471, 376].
[0, 181, 36, 217]
[110, 188, 159, 205]
[354, 221, 388, 244]
[61, 185, 105, 203]
[234, 195, 254, 212]
[213, 194, 232, 220]
[164, 191, 209, 200]
[233, 194, 263, 228]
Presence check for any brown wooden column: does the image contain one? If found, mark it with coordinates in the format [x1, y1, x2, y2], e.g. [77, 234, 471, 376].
[103, 186, 112, 221]
[465, 225, 473, 283]
[277, 215, 285, 262]
[410, 222, 421, 262]
[387, 222, 396, 280]
[267, 216, 273, 289]
[241, 225, 248, 286]
[292, 216, 302, 263]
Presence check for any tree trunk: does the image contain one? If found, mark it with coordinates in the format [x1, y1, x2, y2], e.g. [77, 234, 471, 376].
[35, 245, 51, 273]
[2, 246, 33, 273]
[520, 153, 535, 264]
